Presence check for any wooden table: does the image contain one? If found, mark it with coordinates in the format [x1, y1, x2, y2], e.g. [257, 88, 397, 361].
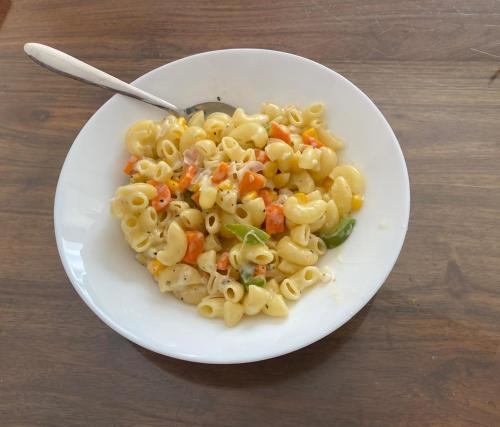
[1, 1, 499, 426]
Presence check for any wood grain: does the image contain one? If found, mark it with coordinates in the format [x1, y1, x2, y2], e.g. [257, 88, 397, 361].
[1, 1, 499, 426]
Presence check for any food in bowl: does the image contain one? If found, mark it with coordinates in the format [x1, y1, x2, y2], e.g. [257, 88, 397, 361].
[110, 102, 364, 326]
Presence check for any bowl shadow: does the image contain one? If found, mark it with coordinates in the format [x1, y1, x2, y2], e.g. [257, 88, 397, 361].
[133, 300, 373, 387]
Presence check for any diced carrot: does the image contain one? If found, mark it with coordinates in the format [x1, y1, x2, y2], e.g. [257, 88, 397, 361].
[183, 231, 205, 264]
[123, 155, 139, 175]
[254, 264, 266, 277]
[178, 165, 197, 192]
[239, 171, 266, 195]
[211, 162, 229, 183]
[270, 122, 291, 145]
[258, 189, 274, 206]
[302, 134, 325, 148]
[265, 204, 285, 235]
[216, 252, 230, 271]
[254, 149, 269, 163]
[147, 180, 172, 211]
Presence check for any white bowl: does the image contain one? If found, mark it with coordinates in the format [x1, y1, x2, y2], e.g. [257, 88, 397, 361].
[54, 49, 410, 364]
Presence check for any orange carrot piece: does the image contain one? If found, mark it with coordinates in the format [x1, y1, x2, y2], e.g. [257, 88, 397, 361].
[254, 149, 269, 163]
[258, 189, 273, 206]
[254, 264, 266, 277]
[270, 122, 291, 144]
[178, 165, 197, 192]
[239, 171, 266, 195]
[147, 180, 172, 211]
[211, 162, 229, 183]
[216, 252, 230, 271]
[302, 134, 325, 148]
[123, 155, 139, 175]
[183, 231, 205, 264]
[265, 204, 285, 235]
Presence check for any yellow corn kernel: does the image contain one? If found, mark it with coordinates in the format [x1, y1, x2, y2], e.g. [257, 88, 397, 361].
[177, 117, 187, 128]
[351, 194, 364, 211]
[263, 161, 278, 178]
[167, 179, 179, 193]
[295, 192, 308, 204]
[131, 173, 146, 183]
[242, 191, 258, 202]
[147, 259, 165, 277]
[218, 180, 233, 190]
[302, 127, 318, 139]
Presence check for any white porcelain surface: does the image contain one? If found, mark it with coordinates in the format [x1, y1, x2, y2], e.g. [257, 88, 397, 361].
[54, 49, 410, 364]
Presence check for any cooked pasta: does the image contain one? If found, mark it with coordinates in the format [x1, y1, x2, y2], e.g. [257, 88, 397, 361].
[110, 103, 364, 326]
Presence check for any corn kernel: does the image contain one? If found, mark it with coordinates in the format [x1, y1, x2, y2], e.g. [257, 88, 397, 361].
[351, 194, 364, 211]
[242, 191, 258, 202]
[218, 180, 233, 190]
[295, 192, 308, 204]
[147, 259, 165, 277]
[167, 179, 179, 193]
[302, 127, 318, 139]
[131, 173, 146, 183]
[177, 117, 187, 128]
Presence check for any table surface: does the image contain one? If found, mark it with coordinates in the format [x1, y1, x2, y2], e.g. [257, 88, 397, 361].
[1, 1, 500, 426]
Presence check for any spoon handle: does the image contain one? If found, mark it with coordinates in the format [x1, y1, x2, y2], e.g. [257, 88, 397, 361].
[24, 43, 182, 115]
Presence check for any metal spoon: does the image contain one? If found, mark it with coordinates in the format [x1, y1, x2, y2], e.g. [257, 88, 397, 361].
[24, 43, 235, 118]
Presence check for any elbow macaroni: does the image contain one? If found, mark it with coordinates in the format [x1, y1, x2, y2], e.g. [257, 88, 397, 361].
[110, 102, 365, 326]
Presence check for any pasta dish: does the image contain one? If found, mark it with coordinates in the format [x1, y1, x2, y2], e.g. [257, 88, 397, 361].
[110, 103, 364, 326]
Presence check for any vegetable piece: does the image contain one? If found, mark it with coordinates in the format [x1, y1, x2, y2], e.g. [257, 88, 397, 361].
[258, 189, 276, 206]
[241, 191, 258, 203]
[178, 165, 197, 192]
[147, 180, 172, 212]
[123, 155, 139, 175]
[225, 224, 270, 245]
[254, 264, 266, 277]
[211, 162, 229, 183]
[302, 134, 324, 148]
[294, 192, 308, 204]
[270, 122, 291, 144]
[351, 194, 363, 211]
[218, 180, 233, 190]
[317, 217, 356, 249]
[239, 171, 266, 195]
[147, 259, 165, 277]
[302, 128, 318, 139]
[183, 231, 205, 264]
[216, 252, 230, 271]
[167, 179, 179, 193]
[239, 263, 266, 288]
[246, 276, 266, 288]
[254, 149, 269, 163]
[265, 204, 285, 235]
